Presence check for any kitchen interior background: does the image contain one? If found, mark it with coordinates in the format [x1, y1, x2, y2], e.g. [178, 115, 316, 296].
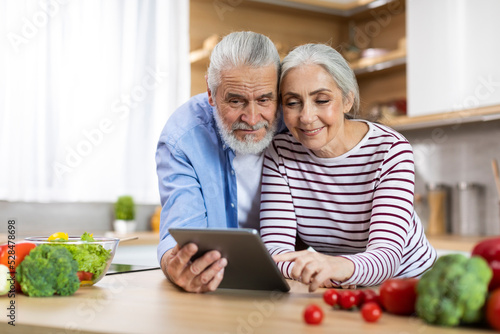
[1, 0, 499, 237]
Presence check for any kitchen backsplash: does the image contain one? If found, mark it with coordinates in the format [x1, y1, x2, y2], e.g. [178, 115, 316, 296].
[404, 119, 500, 235]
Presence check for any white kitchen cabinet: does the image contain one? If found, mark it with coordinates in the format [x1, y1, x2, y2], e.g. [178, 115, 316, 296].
[407, 0, 500, 117]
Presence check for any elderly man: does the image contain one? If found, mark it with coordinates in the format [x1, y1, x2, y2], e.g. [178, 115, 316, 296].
[155, 31, 281, 292]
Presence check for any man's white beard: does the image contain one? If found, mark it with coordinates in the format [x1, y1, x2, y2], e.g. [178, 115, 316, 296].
[213, 106, 278, 155]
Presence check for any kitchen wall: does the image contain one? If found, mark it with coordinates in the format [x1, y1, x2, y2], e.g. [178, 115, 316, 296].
[405, 119, 500, 236]
[1, 201, 158, 237]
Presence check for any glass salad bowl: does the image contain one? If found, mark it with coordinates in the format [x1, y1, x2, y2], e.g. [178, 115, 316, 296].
[25, 233, 120, 286]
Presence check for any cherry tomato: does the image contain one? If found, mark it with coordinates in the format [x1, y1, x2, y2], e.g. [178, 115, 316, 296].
[338, 290, 357, 309]
[486, 288, 500, 331]
[77, 271, 94, 282]
[379, 278, 419, 315]
[363, 289, 382, 308]
[361, 302, 383, 323]
[351, 289, 365, 307]
[0, 242, 36, 273]
[323, 289, 339, 306]
[303, 304, 323, 325]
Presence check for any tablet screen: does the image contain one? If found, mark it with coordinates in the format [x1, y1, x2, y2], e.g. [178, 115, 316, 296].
[169, 228, 290, 292]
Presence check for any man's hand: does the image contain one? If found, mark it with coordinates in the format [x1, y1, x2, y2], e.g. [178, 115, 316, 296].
[273, 251, 355, 292]
[160, 243, 227, 293]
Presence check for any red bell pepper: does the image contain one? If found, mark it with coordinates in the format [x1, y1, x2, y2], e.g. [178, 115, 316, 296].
[471, 237, 500, 291]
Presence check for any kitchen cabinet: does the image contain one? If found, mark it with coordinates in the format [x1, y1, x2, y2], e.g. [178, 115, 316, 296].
[333, 0, 407, 122]
[189, 0, 344, 95]
[192, 0, 500, 130]
[346, 0, 500, 131]
[407, 0, 500, 118]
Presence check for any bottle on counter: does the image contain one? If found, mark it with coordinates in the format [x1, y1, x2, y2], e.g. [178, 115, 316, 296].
[426, 183, 451, 236]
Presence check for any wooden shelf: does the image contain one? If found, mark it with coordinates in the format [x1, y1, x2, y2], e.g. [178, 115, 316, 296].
[350, 48, 406, 75]
[250, 0, 396, 17]
[189, 36, 290, 64]
[189, 48, 211, 64]
[189, 34, 219, 65]
[382, 103, 500, 131]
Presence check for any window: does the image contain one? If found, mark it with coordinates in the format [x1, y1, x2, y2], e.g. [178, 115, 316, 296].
[0, 0, 190, 204]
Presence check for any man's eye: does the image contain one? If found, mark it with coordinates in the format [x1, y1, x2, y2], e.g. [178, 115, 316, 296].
[258, 98, 270, 103]
[229, 99, 242, 105]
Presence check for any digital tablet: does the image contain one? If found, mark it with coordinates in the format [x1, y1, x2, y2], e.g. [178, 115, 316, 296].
[169, 228, 290, 292]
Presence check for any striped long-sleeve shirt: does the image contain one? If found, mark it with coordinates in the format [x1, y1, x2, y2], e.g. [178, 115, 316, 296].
[260, 120, 437, 287]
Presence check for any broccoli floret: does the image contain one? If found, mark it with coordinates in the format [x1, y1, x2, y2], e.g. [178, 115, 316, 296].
[17, 244, 80, 297]
[416, 254, 492, 327]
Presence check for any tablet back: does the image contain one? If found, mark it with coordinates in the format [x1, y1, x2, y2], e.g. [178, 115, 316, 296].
[169, 228, 290, 292]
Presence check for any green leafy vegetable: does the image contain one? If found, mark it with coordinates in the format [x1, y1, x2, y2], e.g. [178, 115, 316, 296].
[416, 253, 492, 327]
[17, 244, 80, 297]
[61, 232, 112, 280]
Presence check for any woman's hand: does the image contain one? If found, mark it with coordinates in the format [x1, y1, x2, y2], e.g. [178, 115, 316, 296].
[273, 251, 355, 292]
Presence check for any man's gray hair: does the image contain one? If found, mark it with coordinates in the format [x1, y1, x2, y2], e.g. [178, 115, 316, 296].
[207, 31, 280, 96]
[280, 43, 360, 117]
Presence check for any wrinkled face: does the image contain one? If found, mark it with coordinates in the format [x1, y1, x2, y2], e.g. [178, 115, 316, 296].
[208, 65, 279, 154]
[280, 64, 353, 158]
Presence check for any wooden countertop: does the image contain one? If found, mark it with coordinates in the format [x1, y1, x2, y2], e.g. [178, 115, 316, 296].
[0, 269, 493, 334]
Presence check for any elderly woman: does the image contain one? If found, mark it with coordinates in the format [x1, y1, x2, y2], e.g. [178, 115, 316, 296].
[260, 44, 436, 291]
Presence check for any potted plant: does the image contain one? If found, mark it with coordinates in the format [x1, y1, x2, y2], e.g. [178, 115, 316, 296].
[113, 195, 136, 234]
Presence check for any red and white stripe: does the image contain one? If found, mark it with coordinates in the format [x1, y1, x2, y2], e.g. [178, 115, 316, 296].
[260, 121, 436, 287]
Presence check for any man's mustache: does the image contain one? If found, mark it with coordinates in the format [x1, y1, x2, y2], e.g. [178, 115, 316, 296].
[231, 121, 269, 131]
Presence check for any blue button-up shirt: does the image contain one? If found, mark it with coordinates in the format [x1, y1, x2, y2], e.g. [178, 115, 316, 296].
[155, 93, 238, 263]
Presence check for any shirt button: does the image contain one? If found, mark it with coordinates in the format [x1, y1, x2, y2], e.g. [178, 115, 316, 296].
[231, 170, 235, 175]
[231, 203, 235, 208]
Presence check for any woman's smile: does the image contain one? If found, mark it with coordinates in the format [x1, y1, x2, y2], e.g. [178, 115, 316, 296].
[300, 127, 324, 136]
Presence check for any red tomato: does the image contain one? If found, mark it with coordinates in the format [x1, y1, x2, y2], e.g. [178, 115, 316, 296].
[303, 304, 323, 325]
[361, 302, 383, 323]
[379, 278, 419, 315]
[351, 289, 365, 307]
[472, 237, 500, 291]
[487, 288, 500, 331]
[338, 290, 357, 309]
[363, 289, 382, 308]
[77, 271, 94, 282]
[323, 289, 339, 306]
[0, 242, 36, 273]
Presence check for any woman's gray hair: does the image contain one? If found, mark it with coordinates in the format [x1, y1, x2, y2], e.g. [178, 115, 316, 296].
[207, 31, 280, 96]
[280, 43, 360, 117]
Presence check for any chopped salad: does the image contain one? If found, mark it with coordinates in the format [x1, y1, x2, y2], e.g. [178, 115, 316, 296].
[48, 232, 112, 281]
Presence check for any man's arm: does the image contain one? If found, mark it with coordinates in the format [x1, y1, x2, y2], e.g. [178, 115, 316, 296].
[156, 125, 226, 292]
